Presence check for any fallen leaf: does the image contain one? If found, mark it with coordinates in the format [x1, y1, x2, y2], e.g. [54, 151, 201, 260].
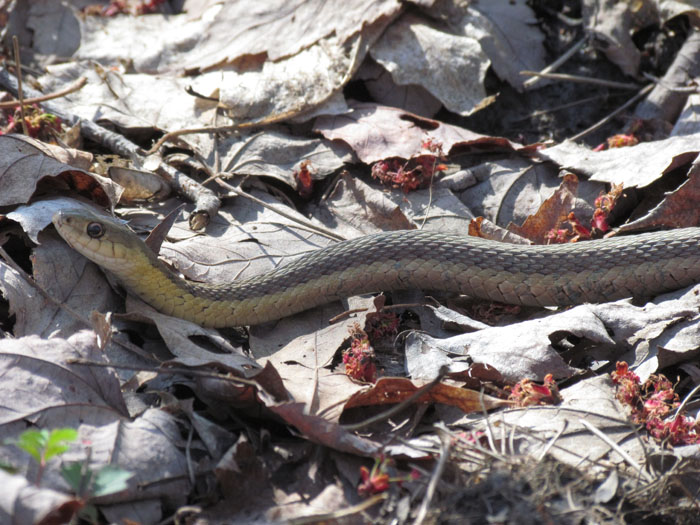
[508, 172, 579, 243]
[371, 13, 489, 116]
[0, 470, 81, 525]
[314, 101, 524, 164]
[0, 134, 120, 208]
[344, 377, 507, 414]
[538, 134, 700, 188]
[619, 159, 700, 231]
[404, 306, 612, 381]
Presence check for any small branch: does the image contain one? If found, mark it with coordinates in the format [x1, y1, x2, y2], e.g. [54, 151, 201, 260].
[579, 418, 653, 483]
[288, 494, 387, 525]
[215, 178, 346, 241]
[413, 432, 451, 525]
[0, 76, 87, 109]
[673, 383, 700, 419]
[568, 83, 653, 142]
[12, 36, 28, 135]
[145, 110, 298, 155]
[341, 367, 448, 432]
[68, 359, 261, 386]
[521, 70, 640, 90]
[523, 36, 588, 89]
[0, 67, 221, 229]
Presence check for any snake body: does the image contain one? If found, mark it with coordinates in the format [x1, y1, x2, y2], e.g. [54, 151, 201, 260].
[52, 210, 700, 328]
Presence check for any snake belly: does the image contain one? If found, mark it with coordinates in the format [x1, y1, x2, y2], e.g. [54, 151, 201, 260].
[52, 210, 700, 328]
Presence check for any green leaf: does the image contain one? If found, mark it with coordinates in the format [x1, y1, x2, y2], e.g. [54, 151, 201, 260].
[91, 465, 133, 497]
[78, 503, 99, 525]
[12, 428, 78, 464]
[44, 428, 78, 461]
[60, 462, 90, 494]
[15, 429, 49, 463]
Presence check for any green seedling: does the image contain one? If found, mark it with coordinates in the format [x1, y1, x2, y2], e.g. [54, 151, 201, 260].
[11, 428, 78, 484]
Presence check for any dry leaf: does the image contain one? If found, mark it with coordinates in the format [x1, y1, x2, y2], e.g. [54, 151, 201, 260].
[404, 306, 614, 382]
[371, 13, 489, 116]
[0, 470, 80, 525]
[344, 377, 507, 413]
[314, 101, 523, 164]
[0, 134, 121, 208]
[539, 134, 700, 188]
[508, 172, 579, 243]
[619, 161, 700, 231]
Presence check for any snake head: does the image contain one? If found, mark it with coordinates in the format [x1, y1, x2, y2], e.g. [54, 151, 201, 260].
[52, 209, 152, 274]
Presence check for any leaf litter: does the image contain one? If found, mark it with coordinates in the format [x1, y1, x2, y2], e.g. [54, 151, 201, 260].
[2, 1, 700, 523]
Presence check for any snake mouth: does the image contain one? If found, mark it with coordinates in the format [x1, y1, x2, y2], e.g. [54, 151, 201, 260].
[52, 211, 86, 248]
[52, 210, 66, 228]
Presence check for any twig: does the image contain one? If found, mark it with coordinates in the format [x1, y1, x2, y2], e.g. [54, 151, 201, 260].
[673, 382, 700, 419]
[11, 36, 28, 136]
[537, 420, 568, 462]
[511, 94, 607, 121]
[538, 5, 583, 26]
[0, 67, 221, 229]
[641, 72, 699, 93]
[328, 308, 368, 323]
[341, 367, 448, 431]
[287, 493, 387, 525]
[579, 418, 653, 483]
[0, 76, 87, 109]
[523, 36, 588, 89]
[479, 388, 500, 456]
[145, 117, 293, 156]
[214, 178, 346, 241]
[68, 359, 261, 386]
[568, 83, 654, 142]
[521, 70, 640, 90]
[419, 158, 437, 230]
[185, 425, 196, 487]
[413, 430, 451, 525]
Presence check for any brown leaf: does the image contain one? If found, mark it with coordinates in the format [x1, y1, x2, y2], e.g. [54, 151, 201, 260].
[0, 134, 120, 208]
[582, 0, 652, 76]
[125, 296, 261, 378]
[344, 377, 506, 413]
[508, 172, 579, 243]
[314, 101, 524, 164]
[469, 216, 531, 244]
[250, 296, 377, 422]
[266, 400, 381, 456]
[467, 0, 547, 90]
[0, 470, 81, 525]
[370, 13, 489, 116]
[538, 134, 700, 188]
[619, 161, 700, 231]
[313, 171, 473, 237]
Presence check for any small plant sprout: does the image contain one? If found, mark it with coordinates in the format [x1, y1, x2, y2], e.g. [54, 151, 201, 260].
[11, 427, 78, 485]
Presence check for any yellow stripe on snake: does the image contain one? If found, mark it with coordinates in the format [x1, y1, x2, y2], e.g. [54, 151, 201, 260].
[52, 209, 700, 328]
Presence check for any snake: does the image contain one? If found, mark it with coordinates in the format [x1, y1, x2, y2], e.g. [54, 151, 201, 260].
[52, 209, 700, 328]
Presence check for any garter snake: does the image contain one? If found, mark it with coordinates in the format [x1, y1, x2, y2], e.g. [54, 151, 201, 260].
[52, 209, 700, 328]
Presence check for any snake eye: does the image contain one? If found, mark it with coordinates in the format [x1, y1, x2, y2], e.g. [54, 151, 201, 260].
[86, 222, 104, 238]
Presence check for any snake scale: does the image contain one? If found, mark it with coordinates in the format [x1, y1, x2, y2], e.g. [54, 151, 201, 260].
[52, 209, 700, 328]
